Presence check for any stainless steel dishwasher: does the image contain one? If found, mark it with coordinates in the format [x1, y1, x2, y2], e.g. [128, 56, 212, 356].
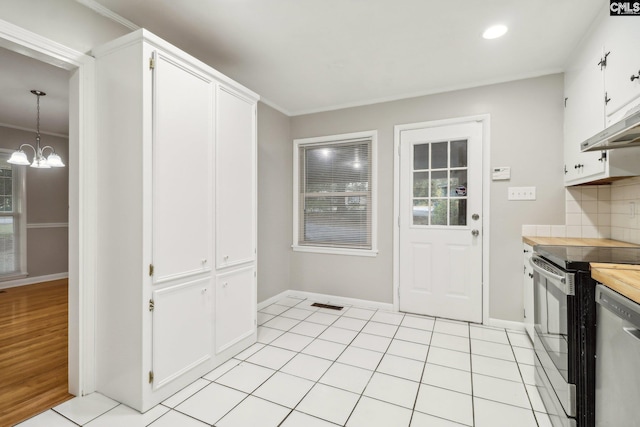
[595, 284, 640, 427]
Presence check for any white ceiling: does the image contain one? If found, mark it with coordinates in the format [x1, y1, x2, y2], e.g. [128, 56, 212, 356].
[0, 0, 605, 133]
[0, 46, 70, 136]
[87, 0, 603, 116]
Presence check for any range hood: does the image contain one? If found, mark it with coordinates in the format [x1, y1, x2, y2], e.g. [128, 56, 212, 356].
[581, 107, 640, 152]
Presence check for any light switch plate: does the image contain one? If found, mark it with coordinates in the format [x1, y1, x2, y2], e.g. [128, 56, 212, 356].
[508, 187, 536, 200]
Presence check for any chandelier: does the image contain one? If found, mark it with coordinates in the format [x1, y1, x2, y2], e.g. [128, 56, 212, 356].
[8, 90, 65, 169]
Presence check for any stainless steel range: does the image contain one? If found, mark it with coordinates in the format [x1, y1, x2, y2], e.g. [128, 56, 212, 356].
[530, 245, 640, 427]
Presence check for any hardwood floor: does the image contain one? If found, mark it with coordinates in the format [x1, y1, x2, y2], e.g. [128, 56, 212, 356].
[0, 280, 73, 427]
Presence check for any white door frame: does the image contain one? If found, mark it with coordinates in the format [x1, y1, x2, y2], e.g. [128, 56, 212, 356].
[0, 19, 97, 396]
[393, 114, 491, 325]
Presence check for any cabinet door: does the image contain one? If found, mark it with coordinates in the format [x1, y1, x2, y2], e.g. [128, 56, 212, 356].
[216, 266, 256, 353]
[152, 51, 213, 283]
[604, 19, 640, 118]
[152, 277, 213, 390]
[215, 85, 256, 269]
[564, 47, 606, 185]
[523, 244, 534, 341]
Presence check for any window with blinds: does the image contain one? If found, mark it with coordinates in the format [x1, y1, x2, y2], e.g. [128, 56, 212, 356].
[0, 150, 25, 278]
[294, 131, 377, 256]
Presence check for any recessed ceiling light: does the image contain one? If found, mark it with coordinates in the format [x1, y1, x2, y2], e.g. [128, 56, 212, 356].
[483, 24, 508, 40]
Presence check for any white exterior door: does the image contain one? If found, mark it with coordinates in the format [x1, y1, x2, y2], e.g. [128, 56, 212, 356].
[398, 121, 483, 323]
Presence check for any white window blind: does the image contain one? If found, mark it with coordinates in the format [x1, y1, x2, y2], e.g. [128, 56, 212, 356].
[298, 138, 373, 250]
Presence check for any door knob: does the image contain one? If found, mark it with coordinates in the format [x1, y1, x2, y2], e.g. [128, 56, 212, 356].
[471, 229, 479, 237]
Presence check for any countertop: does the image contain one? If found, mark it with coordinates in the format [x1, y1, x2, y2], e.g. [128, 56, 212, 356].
[522, 237, 639, 247]
[591, 264, 640, 305]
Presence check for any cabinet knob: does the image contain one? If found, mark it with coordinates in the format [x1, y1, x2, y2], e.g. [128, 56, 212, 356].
[223, 282, 228, 288]
[202, 259, 207, 265]
[631, 70, 640, 82]
[224, 255, 229, 261]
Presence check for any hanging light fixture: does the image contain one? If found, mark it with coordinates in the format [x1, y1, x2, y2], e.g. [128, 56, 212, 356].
[8, 90, 65, 169]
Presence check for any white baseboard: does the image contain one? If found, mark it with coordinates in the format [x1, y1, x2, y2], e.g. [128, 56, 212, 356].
[257, 291, 291, 311]
[258, 290, 525, 331]
[486, 317, 525, 331]
[0, 272, 69, 290]
[258, 289, 394, 312]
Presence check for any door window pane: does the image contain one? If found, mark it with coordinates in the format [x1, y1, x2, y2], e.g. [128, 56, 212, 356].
[430, 171, 448, 197]
[413, 144, 429, 170]
[450, 170, 467, 197]
[450, 140, 468, 167]
[450, 199, 467, 226]
[431, 142, 448, 169]
[430, 199, 447, 225]
[413, 172, 429, 197]
[411, 139, 469, 226]
[413, 200, 430, 226]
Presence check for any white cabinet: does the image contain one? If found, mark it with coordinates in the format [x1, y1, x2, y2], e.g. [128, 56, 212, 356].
[215, 86, 256, 269]
[213, 84, 258, 356]
[603, 19, 640, 120]
[94, 29, 258, 412]
[152, 278, 212, 389]
[523, 244, 534, 340]
[563, 45, 606, 184]
[563, 11, 640, 186]
[216, 266, 256, 353]
[152, 50, 213, 282]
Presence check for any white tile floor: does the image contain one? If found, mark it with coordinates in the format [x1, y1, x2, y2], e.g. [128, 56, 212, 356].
[18, 296, 551, 427]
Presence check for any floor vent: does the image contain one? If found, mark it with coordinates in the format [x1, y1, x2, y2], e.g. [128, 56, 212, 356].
[311, 302, 344, 311]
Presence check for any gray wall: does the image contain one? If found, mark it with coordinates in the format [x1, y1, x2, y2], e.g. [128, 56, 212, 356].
[0, 125, 69, 277]
[257, 102, 292, 301]
[287, 74, 566, 322]
[0, 0, 130, 54]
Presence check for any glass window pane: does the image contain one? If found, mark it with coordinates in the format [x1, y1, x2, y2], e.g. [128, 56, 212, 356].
[0, 217, 16, 273]
[431, 142, 448, 169]
[450, 140, 468, 167]
[450, 199, 467, 226]
[450, 170, 467, 197]
[303, 195, 369, 246]
[305, 143, 370, 193]
[431, 171, 448, 198]
[413, 144, 429, 170]
[431, 199, 447, 225]
[413, 172, 429, 197]
[413, 199, 430, 225]
[0, 196, 10, 212]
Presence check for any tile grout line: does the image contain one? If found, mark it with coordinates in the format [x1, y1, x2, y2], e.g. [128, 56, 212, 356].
[506, 331, 541, 427]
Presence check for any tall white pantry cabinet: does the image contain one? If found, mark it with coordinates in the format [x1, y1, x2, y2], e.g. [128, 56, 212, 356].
[93, 29, 258, 412]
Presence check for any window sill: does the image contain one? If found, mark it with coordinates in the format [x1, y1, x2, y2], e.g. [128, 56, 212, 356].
[292, 245, 378, 257]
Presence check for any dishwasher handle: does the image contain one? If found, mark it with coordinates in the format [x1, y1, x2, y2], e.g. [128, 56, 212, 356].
[623, 327, 640, 343]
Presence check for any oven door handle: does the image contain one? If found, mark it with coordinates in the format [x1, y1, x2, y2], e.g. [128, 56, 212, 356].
[530, 254, 567, 284]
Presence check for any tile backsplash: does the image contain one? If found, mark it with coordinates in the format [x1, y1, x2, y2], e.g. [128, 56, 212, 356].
[523, 176, 640, 244]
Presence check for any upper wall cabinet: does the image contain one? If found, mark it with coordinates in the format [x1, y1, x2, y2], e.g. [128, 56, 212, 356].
[215, 85, 257, 270]
[563, 11, 640, 186]
[602, 19, 640, 121]
[93, 29, 258, 413]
